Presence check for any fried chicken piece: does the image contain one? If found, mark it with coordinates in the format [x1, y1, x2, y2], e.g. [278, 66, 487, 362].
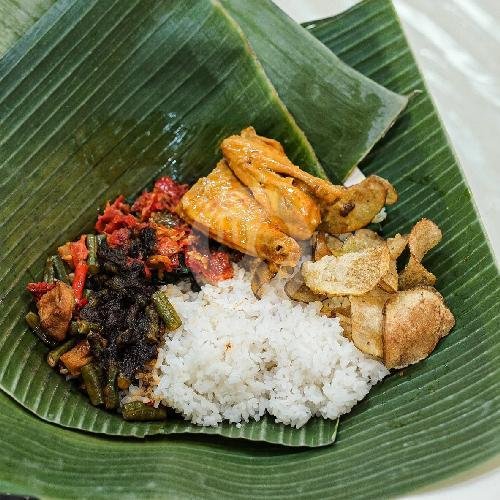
[177, 161, 300, 266]
[222, 128, 323, 239]
[225, 127, 343, 203]
[251, 260, 279, 299]
[223, 153, 320, 240]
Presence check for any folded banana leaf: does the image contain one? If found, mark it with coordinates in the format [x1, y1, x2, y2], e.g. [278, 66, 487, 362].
[0, 0, 347, 446]
[1, 0, 499, 497]
[0, 0, 408, 184]
[220, 0, 408, 182]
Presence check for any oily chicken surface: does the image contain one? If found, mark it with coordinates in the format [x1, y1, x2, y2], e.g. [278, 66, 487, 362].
[222, 128, 343, 207]
[177, 161, 300, 267]
[178, 128, 398, 266]
[222, 128, 398, 235]
[221, 128, 327, 239]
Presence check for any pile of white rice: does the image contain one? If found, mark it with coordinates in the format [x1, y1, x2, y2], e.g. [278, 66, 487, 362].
[125, 264, 388, 428]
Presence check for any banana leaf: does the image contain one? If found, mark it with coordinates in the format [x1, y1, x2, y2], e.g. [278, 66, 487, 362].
[0, 0, 52, 55]
[220, 0, 408, 182]
[0, 0, 346, 446]
[1, 0, 500, 498]
[0, 0, 408, 184]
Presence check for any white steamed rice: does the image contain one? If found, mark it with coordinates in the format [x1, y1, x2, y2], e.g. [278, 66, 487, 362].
[126, 264, 388, 428]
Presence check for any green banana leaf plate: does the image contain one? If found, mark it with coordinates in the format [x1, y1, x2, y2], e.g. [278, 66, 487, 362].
[0, 0, 498, 498]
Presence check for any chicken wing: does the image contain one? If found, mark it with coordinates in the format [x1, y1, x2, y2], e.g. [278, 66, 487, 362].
[222, 129, 398, 236]
[222, 127, 343, 204]
[222, 128, 324, 239]
[177, 161, 301, 267]
[221, 153, 319, 240]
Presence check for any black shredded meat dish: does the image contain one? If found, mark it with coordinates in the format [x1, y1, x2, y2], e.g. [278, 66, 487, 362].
[81, 228, 159, 380]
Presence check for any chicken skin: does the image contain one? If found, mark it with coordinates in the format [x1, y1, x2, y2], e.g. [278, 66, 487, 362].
[178, 128, 398, 265]
[177, 161, 301, 267]
[222, 127, 343, 205]
[222, 128, 325, 239]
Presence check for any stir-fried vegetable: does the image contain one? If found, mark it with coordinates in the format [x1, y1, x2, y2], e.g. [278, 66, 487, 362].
[121, 401, 167, 421]
[103, 362, 119, 410]
[69, 319, 95, 336]
[81, 363, 104, 406]
[43, 257, 55, 283]
[47, 339, 77, 368]
[145, 306, 160, 343]
[152, 291, 182, 331]
[51, 254, 71, 284]
[72, 262, 88, 301]
[86, 234, 100, 275]
[25, 312, 58, 348]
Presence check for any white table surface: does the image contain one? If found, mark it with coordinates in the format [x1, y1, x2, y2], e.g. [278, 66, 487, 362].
[274, 0, 500, 498]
